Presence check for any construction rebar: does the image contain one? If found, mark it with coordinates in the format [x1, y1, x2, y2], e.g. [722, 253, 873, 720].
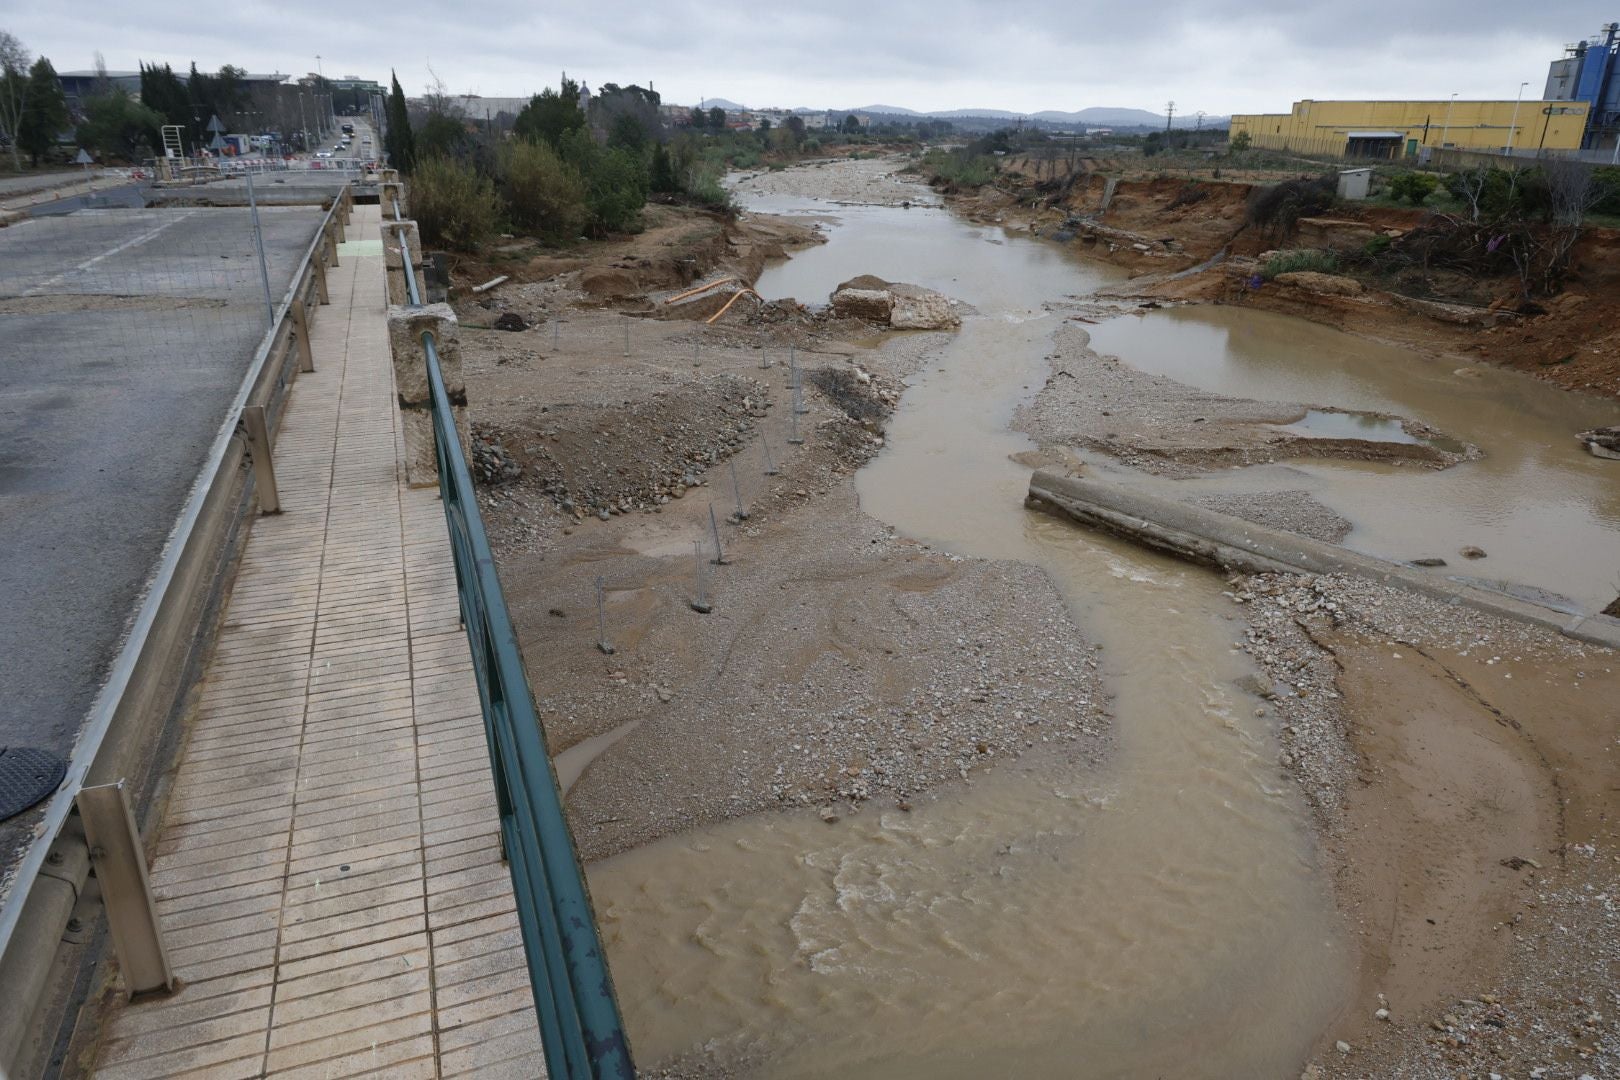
[728, 459, 749, 521]
[690, 541, 712, 613]
[594, 576, 615, 655]
[708, 504, 728, 565]
[762, 435, 779, 476]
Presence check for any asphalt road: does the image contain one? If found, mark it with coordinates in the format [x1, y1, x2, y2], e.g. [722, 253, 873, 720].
[0, 205, 327, 771]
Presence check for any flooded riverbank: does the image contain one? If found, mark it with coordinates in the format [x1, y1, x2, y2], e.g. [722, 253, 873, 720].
[587, 179, 1353, 1076]
[469, 157, 1619, 1078]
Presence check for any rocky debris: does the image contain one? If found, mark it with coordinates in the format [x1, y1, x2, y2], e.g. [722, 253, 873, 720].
[830, 274, 961, 330]
[1410, 557, 1447, 567]
[830, 287, 893, 322]
[1577, 425, 1620, 460]
[889, 284, 961, 330]
[1459, 545, 1487, 559]
[805, 366, 896, 432]
[1274, 271, 1364, 297]
[1603, 595, 1620, 618]
[470, 427, 523, 485]
[493, 311, 529, 332]
[490, 376, 764, 520]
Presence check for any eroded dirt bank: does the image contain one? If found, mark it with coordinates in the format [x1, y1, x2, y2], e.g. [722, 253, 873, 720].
[457, 157, 1618, 1079]
[948, 157, 1620, 401]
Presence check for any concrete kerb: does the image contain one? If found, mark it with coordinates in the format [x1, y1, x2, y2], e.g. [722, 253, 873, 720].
[1027, 470, 1620, 651]
[387, 302, 468, 487]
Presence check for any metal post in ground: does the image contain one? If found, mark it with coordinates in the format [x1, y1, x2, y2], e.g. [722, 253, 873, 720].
[693, 339, 700, 367]
[793, 370, 808, 415]
[594, 576, 615, 655]
[728, 459, 748, 521]
[763, 435, 779, 475]
[690, 540, 712, 613]
[788, 407, 804, 445]
[708, 504, 728, 565]
[623, 318, 630, 357]
[244, 172, 276, 329]
[553, 318, 561, 350]
[759, 346, 769, 370]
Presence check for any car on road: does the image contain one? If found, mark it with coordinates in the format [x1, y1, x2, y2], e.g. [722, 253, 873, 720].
[315, 151, 333, 158]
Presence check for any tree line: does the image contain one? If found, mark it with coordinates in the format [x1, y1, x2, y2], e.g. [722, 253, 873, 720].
[386, 74, 737, 250]
[1, 26, 353, 169]
[0, 31, 69, 169]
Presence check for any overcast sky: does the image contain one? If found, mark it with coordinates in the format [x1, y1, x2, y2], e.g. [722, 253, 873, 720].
[8, 2, 1617, 115]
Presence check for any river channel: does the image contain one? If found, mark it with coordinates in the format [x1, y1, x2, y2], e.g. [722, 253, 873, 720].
[582, 188, 1620, 1077]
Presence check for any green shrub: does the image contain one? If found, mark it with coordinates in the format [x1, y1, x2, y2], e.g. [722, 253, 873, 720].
[919, 148, 997, 189]
[1261, 249, 1340, 279]
[1388, 171, 1439, 205]
[411, 156, 500, 251]
[683, 163, 732, 210]
[558, 130, 650, 235]
[1363, 233, 1392, 256]
[499, 139, 587, 240]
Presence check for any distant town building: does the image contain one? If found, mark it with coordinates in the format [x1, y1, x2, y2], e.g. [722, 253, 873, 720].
[1230, 98, 1589, 159]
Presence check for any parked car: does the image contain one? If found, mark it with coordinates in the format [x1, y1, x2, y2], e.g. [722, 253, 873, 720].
[315, 151, 333, 158]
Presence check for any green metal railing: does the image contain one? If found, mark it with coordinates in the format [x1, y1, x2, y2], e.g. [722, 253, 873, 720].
[396, 208, 633, 1080]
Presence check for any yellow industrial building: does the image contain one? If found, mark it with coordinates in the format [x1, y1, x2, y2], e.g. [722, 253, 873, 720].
[1230, 98, 1591, 159]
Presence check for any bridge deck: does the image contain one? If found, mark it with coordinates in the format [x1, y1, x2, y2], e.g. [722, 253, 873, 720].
[93, 205, 546, 1079]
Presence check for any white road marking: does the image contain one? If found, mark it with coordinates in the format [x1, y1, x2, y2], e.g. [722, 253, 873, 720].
[24, 211, 197, 296]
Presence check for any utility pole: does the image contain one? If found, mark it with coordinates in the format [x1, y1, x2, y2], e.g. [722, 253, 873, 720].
[1440, 91, 1456, 148]
[1165, 100, 1175, 133]
[1505, 81, 1527, 155]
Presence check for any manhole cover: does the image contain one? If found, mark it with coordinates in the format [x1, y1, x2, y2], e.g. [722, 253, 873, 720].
[0, 747, 66, 821]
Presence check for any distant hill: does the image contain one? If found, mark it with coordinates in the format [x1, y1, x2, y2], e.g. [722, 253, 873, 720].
[702, 98, 1228, 129]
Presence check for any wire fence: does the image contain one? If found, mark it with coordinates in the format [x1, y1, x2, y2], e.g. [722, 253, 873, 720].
[0, 181, 334, 376]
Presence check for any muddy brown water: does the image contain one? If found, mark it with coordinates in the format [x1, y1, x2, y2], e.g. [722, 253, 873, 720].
[1084, 308, 1620, 610]
[583, 198, 1358, 1077]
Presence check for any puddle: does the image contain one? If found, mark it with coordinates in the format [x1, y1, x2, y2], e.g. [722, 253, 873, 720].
[1086, 307, 1620, 608]
[589, 197, 1351, 1077]
[1282, 408, 1420, 443]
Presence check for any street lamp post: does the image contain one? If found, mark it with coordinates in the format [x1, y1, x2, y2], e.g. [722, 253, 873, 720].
[1505, 81, 1528, 156]
[1440, 91, 1456, 148]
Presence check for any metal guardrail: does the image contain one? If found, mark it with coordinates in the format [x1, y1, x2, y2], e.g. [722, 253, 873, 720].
[393, 200, 634, 1079]
[0, 183, 354, 1074]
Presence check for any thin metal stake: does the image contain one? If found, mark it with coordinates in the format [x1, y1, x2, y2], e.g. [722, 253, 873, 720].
[594, 576, 615, 655]
[759, 346, 769, 369]
[793, 372, 809, 415]
[708, 504, 728, 564]
[553, 319, 561, 349]
[244, 172, 276, 329]
[693, 340, 700, 367]
[623, 319, 630, 357]
[788, 408, 804, 445]
[763, 435, 779, 475]
[690, 540, 712, 613]
[728, 459, 748, 520]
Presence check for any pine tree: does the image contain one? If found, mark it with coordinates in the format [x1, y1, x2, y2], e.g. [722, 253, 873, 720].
[384, 71, 415, 173]
[18, 57, 67, 166]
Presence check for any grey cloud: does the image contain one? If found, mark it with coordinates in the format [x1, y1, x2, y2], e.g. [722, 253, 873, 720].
[9, 0, 1615, 114]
